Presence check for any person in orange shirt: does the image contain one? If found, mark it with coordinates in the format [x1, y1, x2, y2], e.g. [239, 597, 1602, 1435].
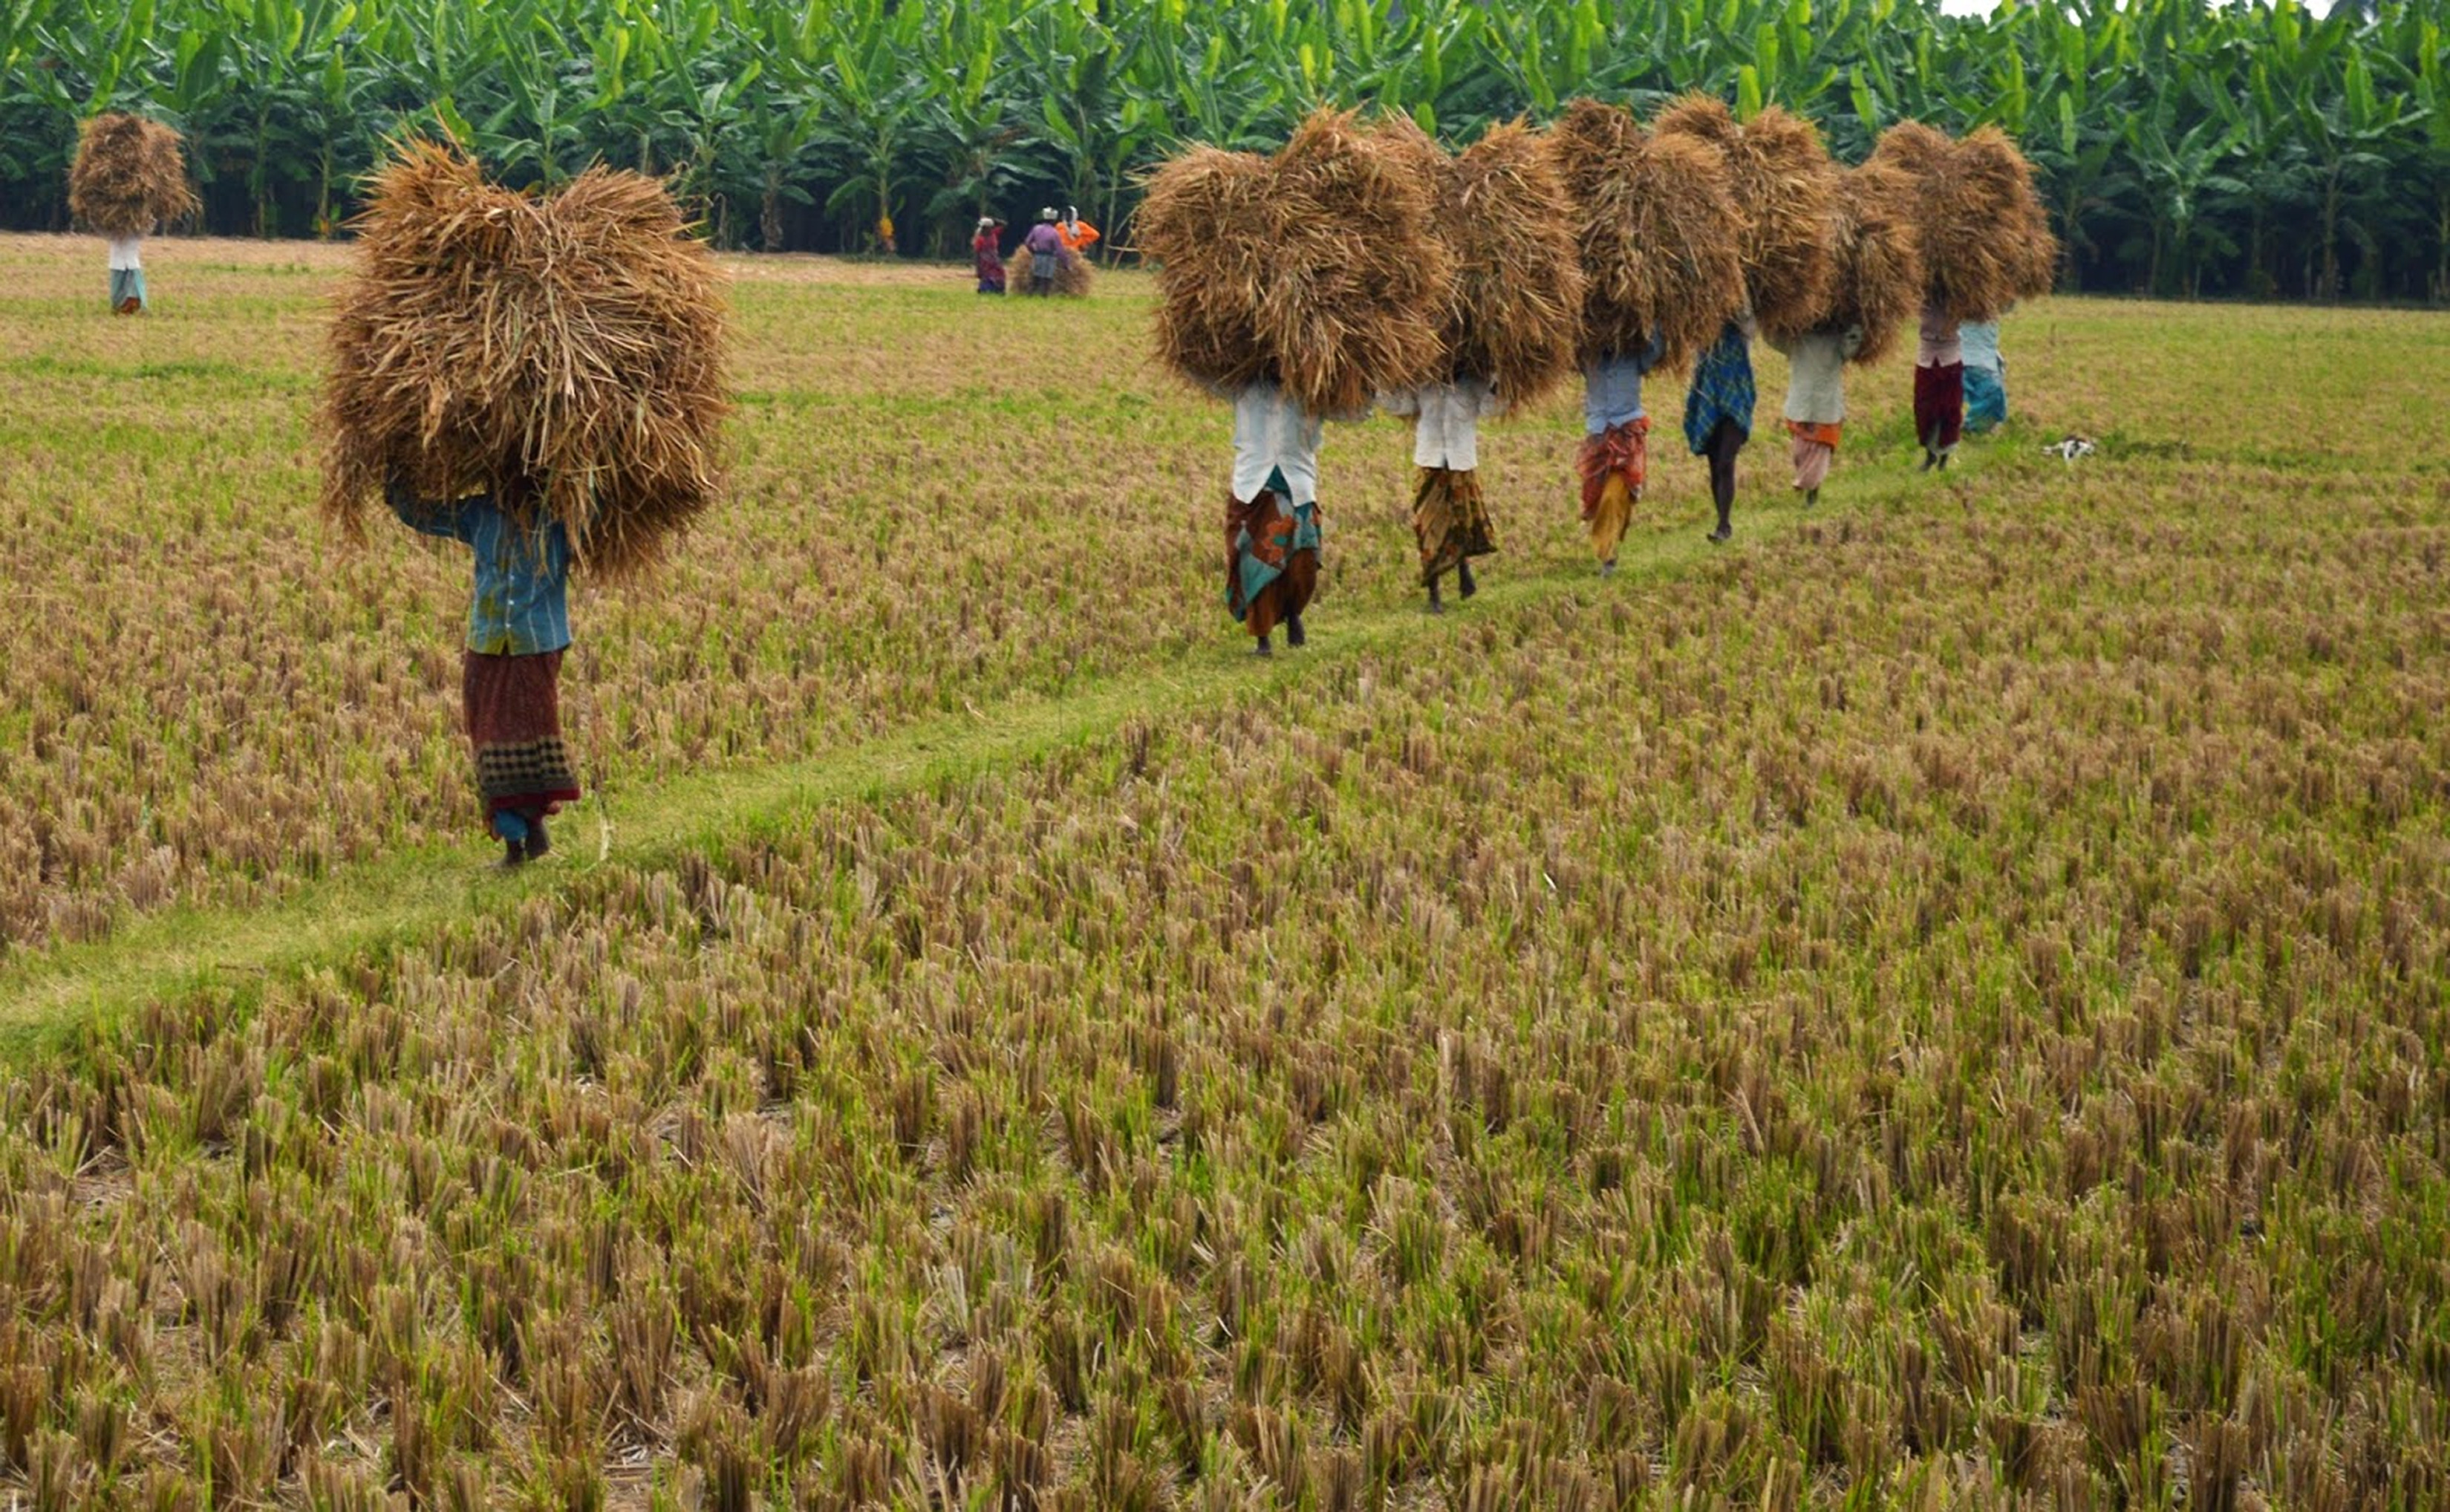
[1056, 206, 1099, 256]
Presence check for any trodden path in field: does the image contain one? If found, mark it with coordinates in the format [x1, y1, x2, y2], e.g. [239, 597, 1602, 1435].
[0, 480, 1885, 1052]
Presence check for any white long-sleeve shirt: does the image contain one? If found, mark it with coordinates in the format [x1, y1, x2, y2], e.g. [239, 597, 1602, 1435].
[1378, 377, 1503, 470]
[107, 235, 145, 272]
[1231, 379, 1327, 505]
[1768, 325, 1863, 426]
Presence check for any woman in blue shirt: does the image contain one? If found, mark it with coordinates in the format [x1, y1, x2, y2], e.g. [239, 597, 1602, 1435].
[388, 477, 581, 865]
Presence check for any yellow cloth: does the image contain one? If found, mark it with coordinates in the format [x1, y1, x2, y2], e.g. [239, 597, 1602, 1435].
[1588, 472, 1633, 563]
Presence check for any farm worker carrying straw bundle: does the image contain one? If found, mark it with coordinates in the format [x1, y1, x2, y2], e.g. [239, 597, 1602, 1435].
[973, 215, 1008, 294]
[1865, 123, 2054, 472]
[1915, 301, 1964, 471]
[1138, 110, 1453, 656]
[1023, 209, 1066, 296]
[1684, 313, 1756, 544]
[1378, 378, 1502, 613]
[1578, 335, 1664, 576]
[1056, 205, 1100, 255]
[1768, 322, 1863, 506]
[68, 113, 198, 316]
[385, 478, 580, 864]
[1961, 313, 2008, 433]
[320, 140, 729, 868]
[1367, 114, 1580, 616]
[1549, 98, 1744, 578]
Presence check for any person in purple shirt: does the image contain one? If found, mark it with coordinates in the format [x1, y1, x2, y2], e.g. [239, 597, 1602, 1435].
[1023, 209, 1065, 296]
[387, 475, 581, 867]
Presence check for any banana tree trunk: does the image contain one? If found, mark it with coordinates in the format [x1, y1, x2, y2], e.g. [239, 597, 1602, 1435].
[762, 166, 786, 253]
[2436, 189, 2448, 304]
[2320, 171, 2342, 301]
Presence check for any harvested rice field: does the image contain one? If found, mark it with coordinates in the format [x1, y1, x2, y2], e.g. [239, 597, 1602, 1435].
[3, 233, 2449, 1508]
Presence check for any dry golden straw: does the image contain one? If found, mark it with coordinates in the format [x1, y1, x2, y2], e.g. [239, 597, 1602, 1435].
[68, 114, 198, 238]
[1869, 121, 2058, 324]
[1548, 98, 1744, 373]
[319, 139, 730, 579]
[1435, 120, 1584, 408]
[1654, 94, 1839, 342]
[1136, 147, 1279, 396]
[1006, 244, 1095, 297]
[1138, 108, 1450, 414]
[1822, 160, 1925, 366]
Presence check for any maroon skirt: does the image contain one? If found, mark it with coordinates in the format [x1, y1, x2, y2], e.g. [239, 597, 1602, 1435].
[1915, 362, 1965, 452]
[462, 649, 581, 826]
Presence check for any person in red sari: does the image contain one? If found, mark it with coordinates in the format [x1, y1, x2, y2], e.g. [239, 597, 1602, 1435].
[971, 215, 1006, 294]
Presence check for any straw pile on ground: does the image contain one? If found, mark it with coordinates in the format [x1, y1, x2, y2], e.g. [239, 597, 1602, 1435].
[1006, 244, 1095, 297]
[1436, 121, 1583, 408]
[1822, 161, 1925, 366]
[1654, 94, 1837, 341]
[1138, 108, 1450, 414]
[319, 140, 729, 579]
[1869, 121, 2058, 324]
[68, 114, 198, 237]
[1547, 99, 1744, 372]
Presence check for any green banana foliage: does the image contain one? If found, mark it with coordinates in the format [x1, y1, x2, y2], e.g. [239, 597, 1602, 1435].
[1, 0, 2442, 299]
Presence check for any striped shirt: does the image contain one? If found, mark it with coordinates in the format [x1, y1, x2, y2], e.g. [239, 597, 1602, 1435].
[386, 481, 572, 655]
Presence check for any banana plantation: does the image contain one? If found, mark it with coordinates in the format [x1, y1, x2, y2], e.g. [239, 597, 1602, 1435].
[2, 0, 2446, 302]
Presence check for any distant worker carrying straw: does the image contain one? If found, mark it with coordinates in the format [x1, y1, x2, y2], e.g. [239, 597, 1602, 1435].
[68, 113, 197, 316]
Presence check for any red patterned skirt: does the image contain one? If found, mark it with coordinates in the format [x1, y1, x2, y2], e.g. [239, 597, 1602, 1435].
[1915, 362, 1965, 452]
[462, 650, 581, 827]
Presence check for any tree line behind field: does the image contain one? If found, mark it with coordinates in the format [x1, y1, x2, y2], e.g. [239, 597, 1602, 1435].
[2, 0, 2445, 304]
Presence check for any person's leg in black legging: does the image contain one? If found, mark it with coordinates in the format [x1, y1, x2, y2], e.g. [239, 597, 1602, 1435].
[1706, 417, 1742, 541]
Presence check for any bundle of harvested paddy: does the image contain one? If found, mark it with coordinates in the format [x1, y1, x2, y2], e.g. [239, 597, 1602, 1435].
[1368, 111, 1450, 204]
[1138, 111, 1449, 412]
[1005, 243, 1093, 296]
[68, 114, 198, 237]
[1255, 107, 1452, 414]
[1868, 121, 2056, 324]
[1654, 94, 1838, 341]
[1823, 161, 1924, 366]
[319, 139, 729, 579]
[1961, 126, 2059, 303]
[1136, 146, 1277, 394]
[1437, 120, 1583, 408]
[1548, 99, 1744, 373]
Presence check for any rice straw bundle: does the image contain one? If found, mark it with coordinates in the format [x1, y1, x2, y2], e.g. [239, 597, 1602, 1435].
[68, 114, 198, 237]
[1254, 108, 1453, 414]
[1868, 122, 2057, 324]
[1136, 147, 1277, 394]
[319, 139, 729, 579]
[1654, 95, 1839, 340]
[1006, 244, 1095, 296]
[1437, 120, 1583, 408]
[1822, 161, 1924, 367]
[1960, 126, 2059, 304]
[1548, 99, 1744, 373]
[1369, 111, 1451, 204]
